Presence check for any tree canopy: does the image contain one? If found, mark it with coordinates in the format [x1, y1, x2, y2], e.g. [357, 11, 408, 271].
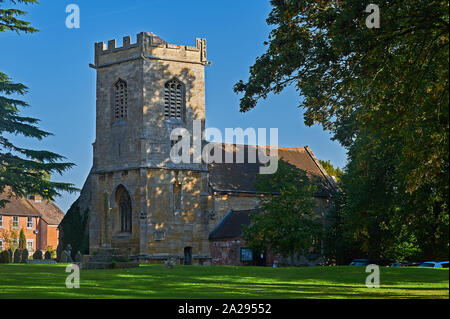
[243, 159, 322, 262]
[236, 0, 448, 261]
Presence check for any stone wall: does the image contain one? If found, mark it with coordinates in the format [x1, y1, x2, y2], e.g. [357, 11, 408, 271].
[211, 193, 260, 230]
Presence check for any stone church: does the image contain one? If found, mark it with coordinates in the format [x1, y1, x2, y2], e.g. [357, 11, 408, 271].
[60, 32, 336, 267]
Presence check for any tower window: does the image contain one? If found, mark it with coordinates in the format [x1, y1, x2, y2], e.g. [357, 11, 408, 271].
[114, 79, 128, 120]
[164, 79, 184, 120]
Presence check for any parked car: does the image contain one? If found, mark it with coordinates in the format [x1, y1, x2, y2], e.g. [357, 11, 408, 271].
[418, 261, 449, 268]
[349, 259, 371, 266]
[389, 262, 406, 267]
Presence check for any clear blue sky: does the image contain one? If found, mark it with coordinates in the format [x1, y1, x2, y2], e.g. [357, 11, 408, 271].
[0, 0, 347, 212]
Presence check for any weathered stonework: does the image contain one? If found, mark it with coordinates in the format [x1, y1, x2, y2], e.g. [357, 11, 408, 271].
[62, 32, 335, 267]
[84, 32, 212, 264]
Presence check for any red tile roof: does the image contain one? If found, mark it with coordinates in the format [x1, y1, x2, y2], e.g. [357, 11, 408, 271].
[0, 187, 65, 225]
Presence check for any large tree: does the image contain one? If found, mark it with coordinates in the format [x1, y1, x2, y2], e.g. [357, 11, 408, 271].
[243, 160, 322, 264]
[0, 0, 76, 207]
[235, 1, 448, 260]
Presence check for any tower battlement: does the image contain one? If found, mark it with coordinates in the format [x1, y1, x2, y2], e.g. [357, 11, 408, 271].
[93, 32, 209, 67]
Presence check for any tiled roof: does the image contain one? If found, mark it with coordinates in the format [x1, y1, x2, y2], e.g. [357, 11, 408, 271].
[209, 209, 254, 240]
[27, 200, 65, 225]
[0, 188, 40, 217]
[0, 187, 65, 225]
[207, 143, 336, 197]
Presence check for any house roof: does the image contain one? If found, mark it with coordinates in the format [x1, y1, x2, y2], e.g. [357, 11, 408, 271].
[209, 209, 254, 240]
[0, 187, 65, 225]
[0, 189, 41, 217]
[207, 143, 336, 197]
[27, 200, 65, 225]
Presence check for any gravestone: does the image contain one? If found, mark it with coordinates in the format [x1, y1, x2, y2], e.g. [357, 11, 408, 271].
[44, 251, 52, 260]
[60, 250, 68, 263]
[75, 251, 82, 263]
[33, 250, 43, 260]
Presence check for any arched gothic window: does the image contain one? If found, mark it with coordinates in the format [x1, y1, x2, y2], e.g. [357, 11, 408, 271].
[164, 79, 184, 120]
[116, 186, 132, 233]
[114, 79, 128, 120]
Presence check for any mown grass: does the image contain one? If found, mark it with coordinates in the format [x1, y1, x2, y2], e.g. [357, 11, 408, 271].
[0, 264, 448, 299]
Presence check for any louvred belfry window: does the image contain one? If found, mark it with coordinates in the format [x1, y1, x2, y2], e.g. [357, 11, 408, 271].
[164, 79, 184, 120]
[114, 79, 128, 120]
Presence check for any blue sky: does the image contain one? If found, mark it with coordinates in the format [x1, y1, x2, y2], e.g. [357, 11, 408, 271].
[0, 0, 347, 212]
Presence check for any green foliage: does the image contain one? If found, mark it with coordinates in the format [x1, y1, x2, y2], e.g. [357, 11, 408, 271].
[18, 228, 25, 251]
[9, 231, 18, 251]
[323, 191, 361, 265]
[32, 249, 42, 260]
[1, 250, 10, 263]
[44, 250, 51, 260]
[319, 160, 343, 182]
[59, 201, 89, 259]
[45, 246, 55, 259]
[21, 248, 28, 263]
[0, 0, 77, 208]
[243, 159, 322, 261]
[236, 0, 449, 261]
[0, 0, 39, 34]
[7, 248, 12, 262]
[13, 248, 21, 263]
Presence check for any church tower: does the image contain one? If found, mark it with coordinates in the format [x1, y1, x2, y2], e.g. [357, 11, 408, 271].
[88, 32, 212, 263]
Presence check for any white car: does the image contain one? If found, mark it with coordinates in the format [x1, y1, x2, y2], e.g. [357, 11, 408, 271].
[418, 261, 449, 268]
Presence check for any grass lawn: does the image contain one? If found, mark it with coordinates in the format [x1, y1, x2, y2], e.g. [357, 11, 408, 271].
[0, 264, 448, 299]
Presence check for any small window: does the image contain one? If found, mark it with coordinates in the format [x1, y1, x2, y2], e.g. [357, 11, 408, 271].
[164, 79, 184, 120]
[27, 217, 33, 229]
[173, 183, 182, 211]
[113, 79, 128, 120]
[0, 239, 3, 251]
[0, 215, 3, 228]
[240, 247, 253, 262]
[12, 216, 19, 229]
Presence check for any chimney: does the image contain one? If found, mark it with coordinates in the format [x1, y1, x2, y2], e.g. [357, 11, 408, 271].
[28, 195, 42, 202]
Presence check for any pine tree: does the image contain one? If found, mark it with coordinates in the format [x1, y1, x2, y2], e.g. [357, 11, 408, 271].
[18, 228, 26, 251]
[0, 0, 77, 207]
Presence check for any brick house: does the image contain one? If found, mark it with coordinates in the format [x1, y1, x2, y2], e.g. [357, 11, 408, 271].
[0, 188, 65, 253]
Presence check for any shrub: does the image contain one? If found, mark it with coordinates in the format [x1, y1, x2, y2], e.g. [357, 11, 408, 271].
[21, 249, 29, 263]
[13, 249, 21, 263]
[44, 250, 52, 260]
[7, 249, 13, 263]
[47, 246, 56, 259]
[1, 250, 10, 263]
[33, 250, 43, 260]
[18, 229, 26, 251]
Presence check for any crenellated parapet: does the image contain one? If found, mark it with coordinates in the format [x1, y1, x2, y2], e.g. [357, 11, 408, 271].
[93, 32, 210, 68]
